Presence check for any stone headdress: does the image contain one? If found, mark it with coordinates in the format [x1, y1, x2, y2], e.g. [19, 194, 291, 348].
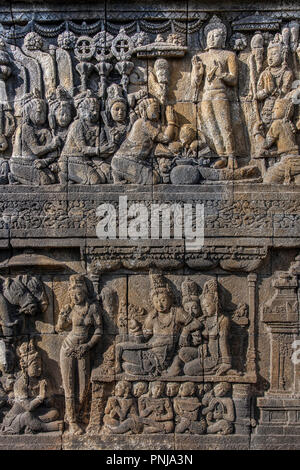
[181, 278, 199, 304]
[136, 97, 158, 119]
[106, 83, 127, 110]
[21, 88, 45, 123]
[47, 86, 72, 106]
[74, 89, 98, 110]
[18, 339, 39, 370]
[149, 270, 173, 298]
[69, 274, 88, 290]
[203, 16, 227, 48]
[200, 278, 221, 311]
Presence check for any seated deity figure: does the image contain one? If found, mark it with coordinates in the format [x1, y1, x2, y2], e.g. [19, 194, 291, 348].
[191, 17, 239, 169]
[174, 382, 206, 434]
[60, 90, 110, 184]
[138, 381, 174, 433]
[103, 381, 141, 434]
[183, 279, 232, 376]
[56, 275, 102, 435]
[10, 89, 60, 185]
[111, 97, 177, 184]
[116, 272, 190, 377]
[254, 98, 300, 184]
[202, 382, 235, 435]
[1, 340, 62, 435]
[256, 40, 293, 126]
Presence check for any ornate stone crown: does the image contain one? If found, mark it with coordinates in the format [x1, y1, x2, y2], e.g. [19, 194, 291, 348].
[181, 278, 199, 301]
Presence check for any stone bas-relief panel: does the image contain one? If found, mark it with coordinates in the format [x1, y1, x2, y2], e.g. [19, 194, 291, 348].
[1, 0, 300, 451]
[2, 0, 300, 186]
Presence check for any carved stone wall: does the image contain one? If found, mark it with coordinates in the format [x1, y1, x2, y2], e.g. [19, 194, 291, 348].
[0, 0, 299, 450]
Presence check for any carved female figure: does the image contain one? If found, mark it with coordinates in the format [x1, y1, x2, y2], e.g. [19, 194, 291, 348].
[100, 83, 129, 158]
[57, 275, 102, 435]
[182, 279, 232, 376]
[10, 89, 60, 185]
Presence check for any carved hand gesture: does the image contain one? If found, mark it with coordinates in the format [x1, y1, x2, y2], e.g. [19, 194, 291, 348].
[77, 344, 89, 358]
[165, 106, 176, 124]
[34, 159, 46, 169]
[39, 379, 47, 400]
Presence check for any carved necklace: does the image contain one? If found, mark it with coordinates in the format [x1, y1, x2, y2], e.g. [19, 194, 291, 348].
[156, 307, 174, 328]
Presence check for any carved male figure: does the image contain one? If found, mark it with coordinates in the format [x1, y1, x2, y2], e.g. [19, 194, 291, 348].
[1, 340, 62, 434]
[57, 275, 102, 435]
[10, 89, 60, 185]
[139, 381, 174, 433]
[202, 382, 235, 435]
[256, 40, 293, 126]
[254, 98, 300, 184]
[174, 382, 206, 434]
[111, 98, 177, 184]
[191, 17, 239, 169]
[60, 90, 110, 184]
[182, 279, 232, 376]
[103, 380, 141, 434]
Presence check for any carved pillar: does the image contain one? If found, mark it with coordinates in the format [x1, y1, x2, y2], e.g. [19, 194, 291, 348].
[256, 267, 300, 435]
[232, 384, 251, 435]
[262, 271, 298, 395]
[246, 273, 257, 378]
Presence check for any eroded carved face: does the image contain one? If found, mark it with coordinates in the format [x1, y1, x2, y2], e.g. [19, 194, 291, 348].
[115, 381, 130, 397]
[55, 101, 72, 128]
[179, 126, 196, 147]
[179, 382, 194, 397]
[267, 46, 282, 67]
[79, 98, 99, 123]
[133, 382, 147, 397]
[21, 303, 38, 316]
[206, 28, 224, 49]
[201, 293, 217, 317]
[152, 291, 172, 313]
[146, 102, 160, 121]
[23, 353, 42, 378]
[151, 382, 164, 398]
[183, 300, 201, 317]
[110, 101, 127, 123]
[155, 67, 169, 84]
[272, 101, 285, 120]
[30, 99, 47, 126]
[214, 382, 229, 397]
[191, 330, 202, 346]
[70, 286, 87, 306]
[166, 383, 179, 397]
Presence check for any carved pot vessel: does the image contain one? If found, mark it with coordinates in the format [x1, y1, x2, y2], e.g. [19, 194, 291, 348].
[170, 162, 200, 185]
